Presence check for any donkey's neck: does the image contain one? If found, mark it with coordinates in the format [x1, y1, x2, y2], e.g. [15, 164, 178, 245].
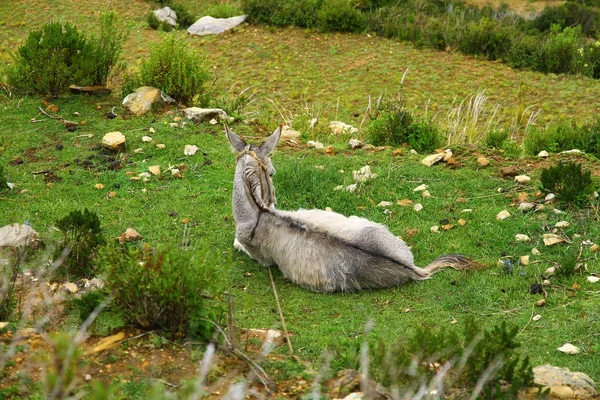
[232, 163, 261, 227]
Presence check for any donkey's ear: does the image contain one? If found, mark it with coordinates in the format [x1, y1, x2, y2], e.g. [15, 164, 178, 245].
[225, 124, 246, 153]
[259, 125, 282, 155]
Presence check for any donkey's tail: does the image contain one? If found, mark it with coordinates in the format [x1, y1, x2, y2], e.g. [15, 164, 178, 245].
[423, 254, 481, 276]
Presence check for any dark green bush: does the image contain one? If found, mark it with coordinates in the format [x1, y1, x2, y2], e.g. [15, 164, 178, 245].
[98, 244, 223, 338]
[170, 3, 196, 29]
[317, 0, 367, 33]
[332, 318, 535, 399]
[6, 12, 125, 96]
[147, 11, 161, 29]
[366, 109, 414, 146]
[243, 0, 322, 27]
[206, 2, 244, 19]
[531, 3, 600, 38]
[540, 161, 594, 205]
[485, 129, 509, 149]
[541, 25, 583, 74]
[130, 36, 211, 105]
[459, 18, 515, 60]
[55, 209, 105, 280]
[508, 34, 544, 71]
[407, 120, 444, 153]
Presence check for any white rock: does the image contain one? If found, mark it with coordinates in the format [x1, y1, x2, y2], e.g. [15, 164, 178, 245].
[560, 149, 582, 154]
[430, 225, 440, 233]
[515, 234, 531, 242]
[520, 255, 530, 265]
[345, 184, 357, 193]
[182, 107, 228, 123]
[342, 393, 364, 400]
[134, 148, 143, 154]
[532, 248, 541, 255]
[149, 127, 155, 133]
[545, 193, 556, 202]
[533, 314, 542, 321]
[442, 149, 453, 161]
[123, 87, 174, 116]
[310, 118, 318, 128]
[421, 190, 432, 198]
[413, 203, 424, 212]
[142, 136, 152, 142]
[413, 184, 428, 192]
[334, 185, 344, 191]
[514, 175, 531, 184]
[587, 276, 600, 283]
[7, 182, 15, 189]
[307, 140, 324, 150]
[154, 6, 177, 27]
[349, 139, 363, 149]
[101, 131, 126, 151]
[421, 152, 445, 167]
[410, 149, 418, 155]
[552, 208, 564, 214]
[62, 282, 78, 294]
[0, 224, 39, 248]
[538, 150, 549, 158]
[557, 343, 580, 355]
[329, 121, 358, 135]
[187, 15, 247, 36]
[461, 209, 473, 213]
[281, 125, 300, 140]
[518, 202, 536, 211]
[542, 279, 551, 285]
[209, 118, 218, 125]
[555, 221, 570, 228]
[496, 210, 511, 221]
[85, 374, 92, 382]
[184, 144, 199, 156]
[0, 322, 9, 330]
[533, 364, 598, 399]
[543, 234, 565, 246]
[545, 267, 556, 276]
[377, 201, 393, 208]
[353, 166, 377, 183]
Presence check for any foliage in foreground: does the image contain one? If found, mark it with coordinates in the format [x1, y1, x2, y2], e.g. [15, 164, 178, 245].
[540, 161, 595, 206]
[55, 209, 105, 280]
[124, 36, 211, 105]
[333, 318, 535, 399]
[98, 244, 223, 338]
[4, 12, 126, 96]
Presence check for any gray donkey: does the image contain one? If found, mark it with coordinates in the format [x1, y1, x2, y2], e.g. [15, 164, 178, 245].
[226, 125, 479, 293]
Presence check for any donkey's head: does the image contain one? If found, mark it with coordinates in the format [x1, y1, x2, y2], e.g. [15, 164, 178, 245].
[226, 124, 281, 209]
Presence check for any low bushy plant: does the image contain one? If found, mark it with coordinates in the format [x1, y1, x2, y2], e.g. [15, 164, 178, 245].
[206, 2, 244, 19]
[55, 209, 105, 280]
[98, 244, 223, 338]
[407, 120, 444, 153]
[531, 3, 600, 38]
[6, 12, 126, 96]
[540, 161, 594, 205]
[170, 3, 196, 28]
[243, 0, 322, 28]
[147, 11, 162, 29]
[485, 128, 509, 149]
[129, 36, 211, 105]
[317, 0, 367, 33]
[459, 18, 515, 60]
[524, 119, 600, 156]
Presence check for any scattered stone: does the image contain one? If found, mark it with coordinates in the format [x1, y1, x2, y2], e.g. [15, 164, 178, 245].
[62, 282, 78, 294]
[63, 120, 79, 128]
[515, 234, 531, 242]
[544, 193, 556, 202]
[323, 146, 335, 156]
[0, 322, 8, 330]
[377, 201, 393, 208]
[392, 149, 403, 157]
[122, 87, 175, 116]
[546, 267, 556, 276]
[154, 6, 177, 27]
[184, 144, 199, 156]
[591, 244, 599, 253]
[0, 224, 40, 248]
[421, 190, 432, 198]
[18, 328, 38, 338]
[533, 364, 597, 399]
[101, 131, 126, 152]
[536, 299, 547, 307]
[353, 166, 377, 183]
[476, 156, 490, 167]
[538, 150, 549, 158]
[349, 139, 363, 149]
[329, 121, 358, 135]
[542, 279, 551, 285]
[149, 127, 155, 134]
[156, 144, 165, 149]
[281, 125, 300, 140]
[520, 255, 530, 265]
[87, 332, 126, 355]
[533, 314, 542, 321]
[442, 224, 454, 231]
[587, 276, 600, 283]
[514, 175, 531, 184]
[430, 226, 440, 233]
[442, 149, 453, 161]
[555, 221, 570, 228]
[461, 209, 473, 213]
[171, 168, 182, 178]
[560, 149, 582, 154]
[421, 152, 444, 167]
[187, 15, 247, 36]
[413, 184, 428, 192]
[148, 165, 161, 175]
[94, 183, 105, 190]
[397, 199, 413, 206]
[413, 203, 424, 212]
[496, 210, 511, 221]
[543, 234, 565, 246]
[307, 140, 324, 150]
[499, 166, 519, 178]
[410, 149, 418, 155]
[85, 374, 92, 382]
[557, 343, 580, 355]
[532, 248, 541, 256]
[458, 218, 467, 226]
[117, 228, 143, 244]
[142, 136, 152, 142]
[518, 202, 536, 211]
[134, 148, 143, 154]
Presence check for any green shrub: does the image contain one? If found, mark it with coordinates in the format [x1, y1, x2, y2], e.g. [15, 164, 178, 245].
[55, 209, 105, 280]
[524, 119, 600, 156]
[508, 34, 544, 71]
[170, 3, 196, 28]
[407, 120, 443, 153]
[366, 110, 414, 146]
[531, 3, 600, 38]
[243, 0, 322, 27]
[485, 129, 509, 149]
[332, 318, 534, 399]
[147, 11, 161, 29]
[6, 12, 125, 96]
[206, 2, 244, 19]
[540, 161, 594, 205]
[130, 36, 211, 105]
[98, 244, 223, 338]
[459, 18, 515, 60]
[317, 0, 367, 33]
[541, 25, 583, 74]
